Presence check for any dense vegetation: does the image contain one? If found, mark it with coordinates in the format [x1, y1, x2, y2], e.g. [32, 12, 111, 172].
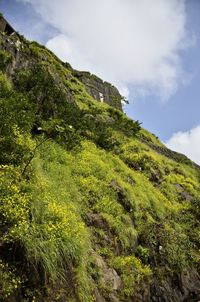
[0, 26, 199, 302]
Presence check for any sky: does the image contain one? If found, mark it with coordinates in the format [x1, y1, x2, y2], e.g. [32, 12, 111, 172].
[0, 0, 200, 164]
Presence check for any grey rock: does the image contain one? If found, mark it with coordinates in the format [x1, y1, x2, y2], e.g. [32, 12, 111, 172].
[73, 70, 123, 111]
[94, 253, 122, 292]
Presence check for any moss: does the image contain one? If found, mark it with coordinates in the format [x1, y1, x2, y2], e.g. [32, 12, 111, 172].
[0, 50, 12, 72]
[111, 255, 152, 299]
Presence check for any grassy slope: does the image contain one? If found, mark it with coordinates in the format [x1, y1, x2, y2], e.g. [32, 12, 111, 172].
[0, 31, 199, 301]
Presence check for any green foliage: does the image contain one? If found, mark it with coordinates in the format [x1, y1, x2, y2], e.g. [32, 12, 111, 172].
[0, 260, 22, 300]
[0, 166, 29, 299]
[0, 166, 29, 231]
[0, 144, 93, 300]
[136, 245, 149, 264]
[111, 255, 151, 298]
[13, 65, 141, 153]
[0, 30, 199, 301]
[0, 71, 12, 96]
[13, 64, 68, 120]
[0, 72, 35, 165]
[0, 50, 12, 72]
[25, 142, 90, 273]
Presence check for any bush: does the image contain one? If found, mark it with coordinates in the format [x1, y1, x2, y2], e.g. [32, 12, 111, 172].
[0, 50, 12, 72]
[0, 74, 35, 164]
[111, 255, 151, 298]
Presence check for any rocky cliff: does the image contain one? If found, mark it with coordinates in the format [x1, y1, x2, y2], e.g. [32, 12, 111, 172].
[0, 16, 123, 112]
[0, 17, 200, 302]
[73, 70, 123, 111]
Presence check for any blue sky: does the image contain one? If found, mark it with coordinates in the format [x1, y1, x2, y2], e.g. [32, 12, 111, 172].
[129, 0, 200, 139]
[0, 0, 200, 163]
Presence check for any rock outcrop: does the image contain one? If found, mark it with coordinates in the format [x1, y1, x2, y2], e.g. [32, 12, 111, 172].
[73, 70, 123, 111]
[0, 15, 15, 35]
[0, 15, 123, 112]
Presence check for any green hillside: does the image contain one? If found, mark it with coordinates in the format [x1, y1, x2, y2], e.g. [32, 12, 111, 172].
[0, 20, 200, 302]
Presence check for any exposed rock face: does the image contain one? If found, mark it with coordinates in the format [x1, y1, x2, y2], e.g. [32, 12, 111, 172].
[0, 16, 123, 113]
[94, 254, 122, 302]
[73, 70, 123, 111]
[95, 254, 122, 291]
[0, 16, 15, 35]
[0, 32, 36, 75]
[0, 28, 123, 112]
[149, 268, 200, 302]
[141, 137, 200, 169]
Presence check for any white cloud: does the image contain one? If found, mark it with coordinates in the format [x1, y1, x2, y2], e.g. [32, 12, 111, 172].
[19, 0, 191, 99]
[166, 125, 200, 165]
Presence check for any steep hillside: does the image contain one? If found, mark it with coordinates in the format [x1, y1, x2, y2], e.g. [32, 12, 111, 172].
[0, 18, 200, 302]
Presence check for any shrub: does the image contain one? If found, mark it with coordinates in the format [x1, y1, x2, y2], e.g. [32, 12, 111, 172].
[111, 255, 151, 298]
[0, 50, 12, 72]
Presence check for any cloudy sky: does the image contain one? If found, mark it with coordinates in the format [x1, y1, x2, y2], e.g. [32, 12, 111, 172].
[0, 0, 200, 164]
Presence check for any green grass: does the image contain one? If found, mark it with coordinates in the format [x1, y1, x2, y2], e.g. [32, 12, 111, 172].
[0, 30, 199, 301]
